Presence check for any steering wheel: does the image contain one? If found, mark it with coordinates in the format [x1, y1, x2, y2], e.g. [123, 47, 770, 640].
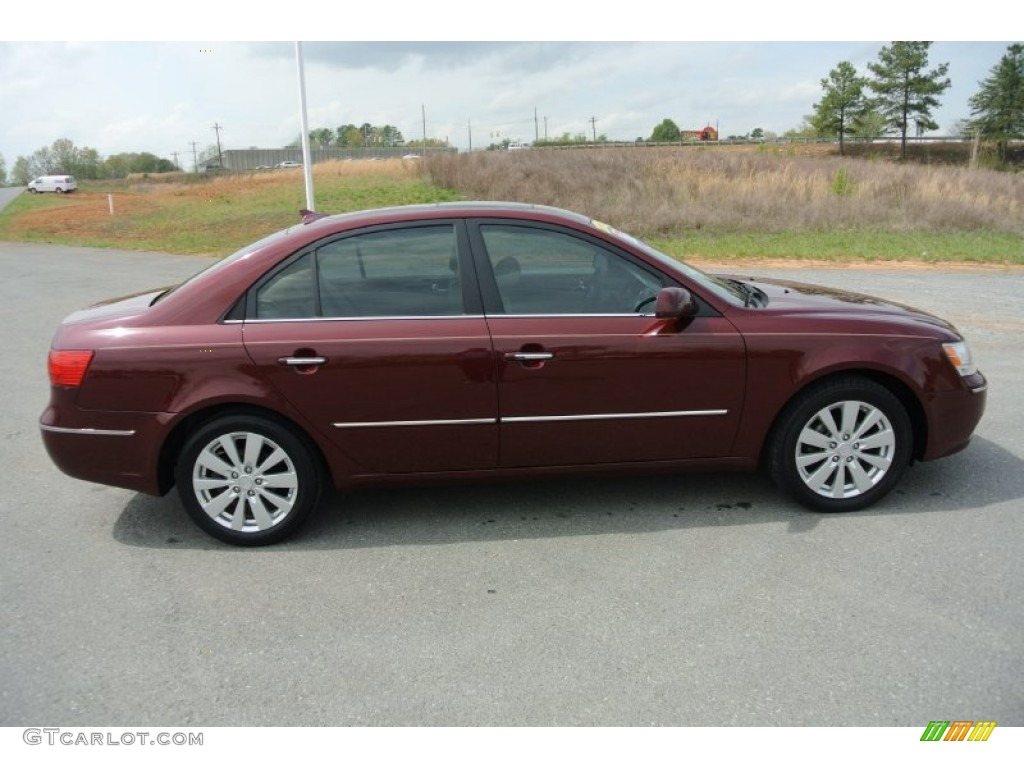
[633, 293, 657, 313]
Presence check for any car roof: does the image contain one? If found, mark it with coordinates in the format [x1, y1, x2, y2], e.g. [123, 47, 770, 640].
[298, 201, 595, 234]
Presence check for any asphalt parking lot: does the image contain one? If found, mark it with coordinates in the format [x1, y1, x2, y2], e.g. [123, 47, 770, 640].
[1, 241, 1021, 726]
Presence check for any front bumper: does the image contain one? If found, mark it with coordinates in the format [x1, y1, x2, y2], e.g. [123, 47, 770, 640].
[922, 371, 987, 461]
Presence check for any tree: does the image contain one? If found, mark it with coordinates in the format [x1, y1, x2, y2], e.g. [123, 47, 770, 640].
[50, 138, 80, 174]
[968, 43, 1024, 163]
[650, 118, 681, 142]
[783, 118, 818, 139]
[0, 153, 6, 186]
[11, 156, 32, 185]
[27, 146, 56, 176]
[867, 41, 950, 160]
[750, 127, 765, 140]
[309, 127, 334, 148]
[852, 108, 890, 142]
[76, 147, 102, 179]
[948, 119, 973, 139]
[812, 61, 868, 155]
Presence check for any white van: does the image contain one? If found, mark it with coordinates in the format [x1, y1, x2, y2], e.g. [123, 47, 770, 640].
[28, 175, 78, 194]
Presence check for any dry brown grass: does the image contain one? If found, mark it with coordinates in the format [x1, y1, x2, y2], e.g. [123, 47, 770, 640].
[423, 148, 1024, 237]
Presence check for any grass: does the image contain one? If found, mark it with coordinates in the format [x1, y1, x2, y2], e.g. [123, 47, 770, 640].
[1, 149, 1022, 265]
[651, 230, 1024, 265]
[0, 160, 460, 256]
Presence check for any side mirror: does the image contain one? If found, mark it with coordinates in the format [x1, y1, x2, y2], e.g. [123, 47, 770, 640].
[655, 287, 698, 319]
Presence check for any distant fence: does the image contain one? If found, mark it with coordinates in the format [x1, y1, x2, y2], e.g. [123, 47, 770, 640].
[204, 147, 456, 171]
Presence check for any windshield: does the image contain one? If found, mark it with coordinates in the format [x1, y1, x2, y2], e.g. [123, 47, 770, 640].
[151, 226, 298, 304]
[590, 219, 746, 305]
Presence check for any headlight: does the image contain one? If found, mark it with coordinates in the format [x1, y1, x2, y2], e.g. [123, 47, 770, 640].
[942, 341, 977, 377]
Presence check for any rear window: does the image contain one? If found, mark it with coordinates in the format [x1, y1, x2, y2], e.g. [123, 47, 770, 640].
[152, 226, 299, 305]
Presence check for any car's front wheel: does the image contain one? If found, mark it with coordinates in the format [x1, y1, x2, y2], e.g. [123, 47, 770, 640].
[769, 377, 912, 512]
[175, 414, 322, 545]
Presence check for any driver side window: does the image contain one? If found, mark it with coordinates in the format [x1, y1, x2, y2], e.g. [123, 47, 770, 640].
[479, 224, 665, 315]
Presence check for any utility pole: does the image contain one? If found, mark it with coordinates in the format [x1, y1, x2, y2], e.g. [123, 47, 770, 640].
[422, 105, 427, 155]
[544, 116, 548, 141]
[171, 151, 181, 171]
[589, 116, 598, 143]
[294, 42, 314, 211]
[190, 141, 199, 173]
[211, 122, 224, 166]
[534, 107, 538, 142]
[468, 118, 472, 152]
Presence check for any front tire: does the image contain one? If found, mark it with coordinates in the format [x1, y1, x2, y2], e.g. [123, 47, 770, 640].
[769, 377, 912, 512]
[175, 414, 322, 545]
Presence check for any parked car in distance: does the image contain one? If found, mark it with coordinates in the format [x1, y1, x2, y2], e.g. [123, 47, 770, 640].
[28, 175, 78, 194]
[40, 202, 987, 545]
[277, 160, 302, 168]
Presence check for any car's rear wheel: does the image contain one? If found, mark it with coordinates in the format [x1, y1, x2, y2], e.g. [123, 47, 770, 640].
[769, 376, 912, 512]
[175, 415, 322, 545]
[55, 187, 64, 194]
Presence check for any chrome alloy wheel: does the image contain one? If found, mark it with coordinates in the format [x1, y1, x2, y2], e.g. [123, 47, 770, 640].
[794, 400, 897, 500]
[191, 431, 299, 533]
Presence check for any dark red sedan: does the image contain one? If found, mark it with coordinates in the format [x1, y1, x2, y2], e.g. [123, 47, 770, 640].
[40, 203, 987, 545]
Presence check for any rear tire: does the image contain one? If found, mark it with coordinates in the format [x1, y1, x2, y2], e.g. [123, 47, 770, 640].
[55, 187, 64, 194]
[174, 414, 322, 545]
[769, 376, 912, 512]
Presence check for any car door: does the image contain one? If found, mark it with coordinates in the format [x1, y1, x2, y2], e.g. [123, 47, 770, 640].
[468, 220, 746, 468]
[242, 221, 499, 475]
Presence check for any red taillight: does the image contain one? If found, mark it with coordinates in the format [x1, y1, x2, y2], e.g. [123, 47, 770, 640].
[48, 350, 94, 387]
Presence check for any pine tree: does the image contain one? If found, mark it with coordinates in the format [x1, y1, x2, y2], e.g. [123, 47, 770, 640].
[813, 61, 868, 156]
[867, 42, 950, 160]
[968, 43, 1024, 163]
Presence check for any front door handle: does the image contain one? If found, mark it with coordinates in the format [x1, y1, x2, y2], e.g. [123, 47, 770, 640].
[278, 356, 327, 366]
[504, 352, 554, 362]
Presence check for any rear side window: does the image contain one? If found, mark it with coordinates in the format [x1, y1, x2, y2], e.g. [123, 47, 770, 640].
[251, 224, 463, 320]
[255, 253, 315, 319]
[316, 225, 461, 317]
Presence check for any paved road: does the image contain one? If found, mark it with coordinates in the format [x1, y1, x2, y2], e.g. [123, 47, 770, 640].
[1, 242, 1021, 726]
[0, 187, 25, 212]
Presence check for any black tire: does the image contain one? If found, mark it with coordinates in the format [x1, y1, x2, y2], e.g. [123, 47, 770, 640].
[28, 188, 37, 194]
[768, 376, 912, 512]
[55, 187, 64, 194]
[174, 414, 322, 545]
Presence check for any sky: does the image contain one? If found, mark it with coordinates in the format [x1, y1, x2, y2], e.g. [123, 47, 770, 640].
[0, 6, 1013, 168]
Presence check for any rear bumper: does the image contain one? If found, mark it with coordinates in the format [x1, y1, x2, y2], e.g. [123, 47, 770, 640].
[39, 405, 169, 495]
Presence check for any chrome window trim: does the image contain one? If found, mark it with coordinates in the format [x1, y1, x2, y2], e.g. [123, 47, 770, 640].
[234, 312, 659, 324]
[239, 314, 486, 324]
[40, 424, 137, 437]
